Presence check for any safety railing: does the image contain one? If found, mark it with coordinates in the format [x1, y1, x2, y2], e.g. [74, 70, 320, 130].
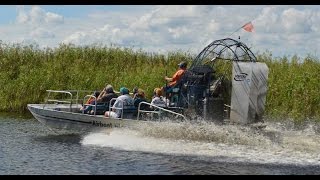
[107, 98, 137, 119]
[82, 95, 97, 115]
[44, 90, 73, 111]
[43, 90, 93, 112]
[108, 98, 122, 119]
[137, 101, 187, 121]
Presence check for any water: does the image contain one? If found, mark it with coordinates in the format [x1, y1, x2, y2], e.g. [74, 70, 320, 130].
[1, 114, 320, 175]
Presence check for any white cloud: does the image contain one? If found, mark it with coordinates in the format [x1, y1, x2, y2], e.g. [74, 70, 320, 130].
[29, 6, 45, 25]
[45, 12, 64, 24]
[129, 12, 153, 30]
[254, 6, 282, 33]
[30, 28, 55, 39]
[62, 31, 88, 45]
[310, 13, 320, 32]
[207, 19, 220, 33]
[281, 8, 312, 33]
[1, 5, 320, 58]
[16, 6, 28, 24]
[8, 6, 64, 47]
[16, 5, 64, 26]
[168, 26, 189, 39]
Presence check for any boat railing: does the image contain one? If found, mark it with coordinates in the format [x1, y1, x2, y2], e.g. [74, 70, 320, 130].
[82, 95, 98, 115]
[63, 90, 94, 105]
[108, 98, 121, 119]
[44, 90, 73, 111]
[137, 101, 187, 121]
[44, 90, 93, 112]
[107, 98, 137, 119]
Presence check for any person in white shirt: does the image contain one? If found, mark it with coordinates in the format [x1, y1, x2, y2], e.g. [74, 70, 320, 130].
[151, 88, 167, 108]
[104, 87, 134, 118]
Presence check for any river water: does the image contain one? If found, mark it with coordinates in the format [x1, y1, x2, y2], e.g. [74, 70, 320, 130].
[1, 113, 320, 175]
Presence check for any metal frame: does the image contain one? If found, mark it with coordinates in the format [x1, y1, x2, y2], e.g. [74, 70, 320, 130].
[190, 38, 257, 69]
[137, 101, 187, 121]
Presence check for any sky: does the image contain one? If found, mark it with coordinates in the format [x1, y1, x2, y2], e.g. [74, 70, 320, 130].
[0, 5, 319, 58]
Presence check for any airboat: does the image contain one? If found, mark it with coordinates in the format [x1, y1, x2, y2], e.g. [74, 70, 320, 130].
[27, 38, 269, 134]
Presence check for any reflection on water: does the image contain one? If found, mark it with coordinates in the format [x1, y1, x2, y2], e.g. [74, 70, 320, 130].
[1, 114, 320, 175]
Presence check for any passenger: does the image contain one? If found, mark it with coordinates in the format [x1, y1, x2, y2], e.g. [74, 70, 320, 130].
[82, 85, 118, 115]
[132, 87, 139, 99]
[133, 88, 148, 109]
[96, 84, 118, 103]
[80, 91, 100, 114]
[104, 87, 134, 118]
[150, 88, 167, 108]
[163, 61, 188, 94]
[86, 84, 118, 115]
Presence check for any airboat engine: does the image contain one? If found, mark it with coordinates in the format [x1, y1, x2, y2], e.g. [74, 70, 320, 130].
[185, 38, 269, 124]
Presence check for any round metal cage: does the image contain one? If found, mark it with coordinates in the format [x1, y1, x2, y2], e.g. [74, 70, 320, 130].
[190, 38, 257, 69]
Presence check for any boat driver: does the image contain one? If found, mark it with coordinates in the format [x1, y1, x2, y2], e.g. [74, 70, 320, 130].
[163, 61, 188, 94]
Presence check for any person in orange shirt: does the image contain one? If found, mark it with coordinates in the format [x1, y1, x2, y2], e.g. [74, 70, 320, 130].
[163, 61, 187, 93]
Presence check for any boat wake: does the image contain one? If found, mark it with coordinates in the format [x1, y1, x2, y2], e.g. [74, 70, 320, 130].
[81, 120, 320, 166]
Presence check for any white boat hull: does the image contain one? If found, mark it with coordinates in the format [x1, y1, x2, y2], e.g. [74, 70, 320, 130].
[27, 104, 142, 134]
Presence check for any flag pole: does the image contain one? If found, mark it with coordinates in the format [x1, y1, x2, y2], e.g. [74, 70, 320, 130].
[227, 21, 253, 38]
[227, 26, 244, 38]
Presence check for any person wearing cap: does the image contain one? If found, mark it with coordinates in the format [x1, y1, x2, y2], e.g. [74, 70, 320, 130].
[105, 87, 134, 118]
[163, 61, 188, 93]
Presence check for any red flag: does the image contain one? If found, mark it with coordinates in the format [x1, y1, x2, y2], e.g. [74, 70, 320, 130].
[242, 22, 254, 32]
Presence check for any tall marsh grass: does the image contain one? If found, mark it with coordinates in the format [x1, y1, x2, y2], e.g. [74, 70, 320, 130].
[258, 51, 320, 123]
[0, 43, 191, 113]
[0, 43, 319, 122]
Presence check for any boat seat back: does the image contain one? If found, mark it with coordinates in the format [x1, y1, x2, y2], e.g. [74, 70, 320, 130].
[122, 105, 138, 119]
[95, 102, 110, 115]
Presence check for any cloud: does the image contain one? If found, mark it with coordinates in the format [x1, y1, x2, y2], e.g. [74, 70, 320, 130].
[62, 31, 89, 45]
[254, 6, 282, 33]
[245, 6, 320, 57]
[16, 5, 64, 26]
[45, 12, 64, 24]
[16, 6, 29, 24]
[1, 5, 319, 58]
[281, 8, 312, 33]
[309, 12, 320, 32]
[30, 28, 55, 39]
[8, 6, 64, 47]
[61, 5, 320, 57]
[129, 12, 153, 30]
[29, 6, 45, 25]
[168, 27, 189, 39]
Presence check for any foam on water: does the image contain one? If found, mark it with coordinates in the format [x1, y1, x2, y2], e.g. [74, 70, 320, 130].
[81, 120, 320, 166]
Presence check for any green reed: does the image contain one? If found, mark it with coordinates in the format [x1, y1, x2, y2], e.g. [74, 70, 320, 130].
[258, 51, 320, 123]
[0, 43, 191, 113]
[0, 42, 319, 122]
